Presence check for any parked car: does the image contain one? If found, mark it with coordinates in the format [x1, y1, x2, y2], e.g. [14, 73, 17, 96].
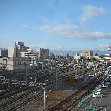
[92, 93, 103, 98]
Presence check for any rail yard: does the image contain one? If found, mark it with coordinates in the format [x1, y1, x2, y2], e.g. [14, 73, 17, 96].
[0, 59, 111, 111]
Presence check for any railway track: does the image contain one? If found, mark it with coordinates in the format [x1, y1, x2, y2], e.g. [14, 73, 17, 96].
[0, 85, 30, 100]
[48, 75, 105, 111]
[0, 85, 41, 111]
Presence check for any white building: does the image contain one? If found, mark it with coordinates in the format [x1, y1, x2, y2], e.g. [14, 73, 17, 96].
[8, 47, 20, 58]
[0, 57, 30, 70]
[20, 49, 38, 65]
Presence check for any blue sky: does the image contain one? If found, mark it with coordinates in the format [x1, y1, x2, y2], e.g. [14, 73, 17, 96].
[0, 0, 111, 51]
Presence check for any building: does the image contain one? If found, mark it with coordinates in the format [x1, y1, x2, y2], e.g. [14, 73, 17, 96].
[8, 47, 20, 58]
[74, 55, 81, 61]
[49, 53, 55, 60]
[0, 49, 8, 57]
[0, 57, 30, 70]
[15, 42, 29, 52]
[82, 50, 93, 59]
[39, 48, 49, 59]
[20, 49, 38, 65]
[3, 42, 31, 70]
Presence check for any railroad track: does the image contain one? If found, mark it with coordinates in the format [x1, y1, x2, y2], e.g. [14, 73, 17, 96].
[0, 85, 30, 100]
[48, 75, 105, 111]
[0, 86, 41, 111]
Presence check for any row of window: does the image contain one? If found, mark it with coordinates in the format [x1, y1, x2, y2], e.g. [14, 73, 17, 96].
[14, 61, 27, 65]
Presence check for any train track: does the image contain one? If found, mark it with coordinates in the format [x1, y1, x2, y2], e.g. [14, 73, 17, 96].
[48, 75, 105, 111]
[0, 85, 42, 111]
[1, 91, 42, 111]
[0, 85, 30, 100]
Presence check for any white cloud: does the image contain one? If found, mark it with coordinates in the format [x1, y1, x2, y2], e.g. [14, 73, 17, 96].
[35, 5, 110, 40]
[80, 5, 107, 24]
[37, 23, 111, 39]
[21, 5, 111, 41]
[36, 25, 49, 30]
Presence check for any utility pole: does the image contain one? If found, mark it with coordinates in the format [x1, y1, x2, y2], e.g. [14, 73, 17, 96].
[38, 80, 48, 111]
[43, 87, 46, 110]
[56, 67, 58, 90]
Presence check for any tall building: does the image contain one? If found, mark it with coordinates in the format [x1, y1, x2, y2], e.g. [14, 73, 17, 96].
[8, 47, 20, 58]
[39, 48, 49, 59]
[15, 42, 29, 52]
[5, 42, 31, 70]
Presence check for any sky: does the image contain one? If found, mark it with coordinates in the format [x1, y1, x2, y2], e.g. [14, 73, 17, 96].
[0, 0, 111, 51]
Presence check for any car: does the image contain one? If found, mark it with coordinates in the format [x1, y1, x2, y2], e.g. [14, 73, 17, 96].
[92, 93, 103, 98]
[94, 91, 101, 95]
[100, 84, 108, 88]
[0, 76, 5, 80]
[96, 88, 102, 92]
[106, 82, 110, 85]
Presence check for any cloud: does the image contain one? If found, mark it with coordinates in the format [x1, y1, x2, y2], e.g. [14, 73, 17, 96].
[41, 18, 49, 22]
[35, 5, 110, 40]
[36, 25, 49, 30]
[19, 24, 29, 28]
[21, 5, 111, 41]
[0, 36, 12, 41]
[80, 5, 107, 24]
[36, 23, 111, 39]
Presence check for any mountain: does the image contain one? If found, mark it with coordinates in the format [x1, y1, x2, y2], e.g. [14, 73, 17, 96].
[50, 49, 109, 56]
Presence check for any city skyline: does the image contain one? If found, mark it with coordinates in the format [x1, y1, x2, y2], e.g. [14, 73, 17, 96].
[0, 0, 111, 51]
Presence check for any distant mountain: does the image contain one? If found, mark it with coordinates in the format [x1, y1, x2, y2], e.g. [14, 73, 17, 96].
[50, 49, 109, 56]
[0, 48, 7, 50]
[50, 50, 82, 56]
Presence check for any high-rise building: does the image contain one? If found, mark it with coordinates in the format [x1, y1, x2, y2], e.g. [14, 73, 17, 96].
[15, 42, 29, 52]
[8, 47, 20, 58]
